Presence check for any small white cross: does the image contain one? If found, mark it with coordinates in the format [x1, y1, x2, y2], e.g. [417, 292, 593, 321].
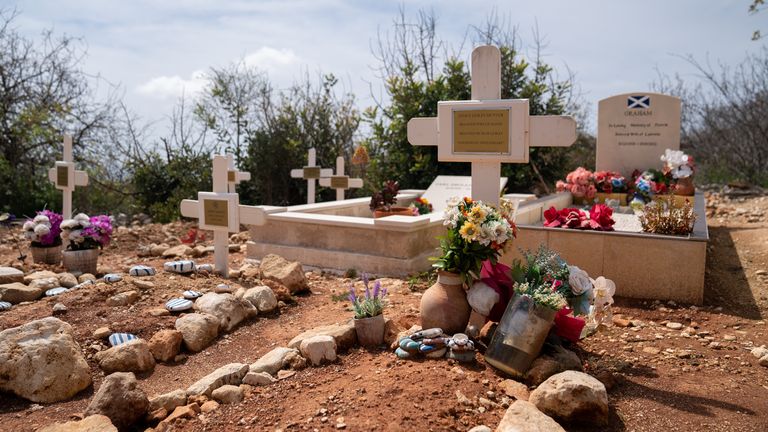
[407, 45, 577, 206]
[290, 148, 333, 204]
[47, 135, 89, 219]
[180, 155, 266, 277]
[225, 154, 251, 193]
[318, 156, 363, 201]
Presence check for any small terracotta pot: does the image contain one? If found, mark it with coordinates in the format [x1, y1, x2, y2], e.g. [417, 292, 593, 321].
[420, 271, 471, 335]
[675, 177, 695, 196]
[373, 206, 414, 218]
[354, 314, 386, 347]
[30, 244, 62, 265]
[63, 249, 99, 275]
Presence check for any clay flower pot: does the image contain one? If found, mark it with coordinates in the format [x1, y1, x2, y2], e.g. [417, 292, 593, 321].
[354, 314, 385, 347]
[373, 206, 414, 218]
[675, 177, 695, 196]
[30, 244, 62, 265]
[62, 248, 99, 275]
[420, 271, 471, 335]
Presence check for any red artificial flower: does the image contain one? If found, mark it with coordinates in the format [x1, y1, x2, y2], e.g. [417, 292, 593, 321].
[563, 209, 586, 228]
[543, 206, 562, 227]
[589, 204, 616, 231]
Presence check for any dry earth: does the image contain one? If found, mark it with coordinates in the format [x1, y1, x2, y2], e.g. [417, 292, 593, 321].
[1, 192, 767, 431]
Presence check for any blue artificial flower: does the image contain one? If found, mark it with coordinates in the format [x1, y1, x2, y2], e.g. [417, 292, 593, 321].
[611, 178, 624, 188]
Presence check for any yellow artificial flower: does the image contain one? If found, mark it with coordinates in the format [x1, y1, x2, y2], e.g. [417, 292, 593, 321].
[468, 205, 487, 222]
[459, 221, 479, 241]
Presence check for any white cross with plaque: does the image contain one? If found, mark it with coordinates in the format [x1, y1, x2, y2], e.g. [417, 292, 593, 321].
[225, 154, 251, 193]
[407, 45, 577, 206]
[318, 156, 363, 201]
[180, 155, 266, 277]
[47, 135, 89, 220]
[290, 148, 333, 204]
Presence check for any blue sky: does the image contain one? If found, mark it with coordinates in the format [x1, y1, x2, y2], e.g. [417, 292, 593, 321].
[5, 0, 765, 135]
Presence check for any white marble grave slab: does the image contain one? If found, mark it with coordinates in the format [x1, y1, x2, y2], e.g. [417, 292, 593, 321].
[421, 175, 508, 213]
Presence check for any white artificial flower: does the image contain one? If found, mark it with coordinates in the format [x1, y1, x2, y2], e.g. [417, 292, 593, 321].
[446, 196, 461, 207]
[24, 231, 37, 241]
[672, 164, 693, 179]
[591, 276, 616, 306]
[68, 229, 83, 243]
[22, 220, 35, 231]
[34, 224, 50, 236]
[568, 265, 593, 295]
[443, 206, 461, 228]
[33, 215, 50, 224]
[467, 281, 500, 316]
[74, 213, 89, 222]
[61, 219, 77, 229]
[660, 149, 688, 170]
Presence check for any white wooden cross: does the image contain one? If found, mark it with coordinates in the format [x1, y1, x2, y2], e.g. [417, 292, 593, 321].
[407, 45, 577, 206]
[225, 154, 251, 193]
[318, 156, 363, 201]
[47, 135, 89, 220]
[290, 148, 332, 204]
[180, 155, 266, 277]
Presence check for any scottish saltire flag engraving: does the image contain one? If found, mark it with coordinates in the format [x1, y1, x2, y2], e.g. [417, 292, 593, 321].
[109, 332, 137, 346]
[627, 95, 650, 109]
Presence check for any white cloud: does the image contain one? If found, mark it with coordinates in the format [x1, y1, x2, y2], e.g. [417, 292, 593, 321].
[243, 47, 300, 74]
[136, 69, 208, 99]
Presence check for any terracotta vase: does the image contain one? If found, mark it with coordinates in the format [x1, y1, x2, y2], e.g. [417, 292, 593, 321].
[420, 271, 471, 335]
[62, 248, 99, 275]
[30, 244, 62, 265]
[354, 314, 385, 347]
[373, 206, 414, 218]
[675, 177, 695, 196]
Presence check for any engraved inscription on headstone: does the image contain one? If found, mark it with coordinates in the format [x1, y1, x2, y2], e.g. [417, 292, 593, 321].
[330, 176, 349, 189]
[57, 166, 69, 187]
[453, 109, 510, 154]
[303, 166, 321, 179]
[203, 199, 229, 227]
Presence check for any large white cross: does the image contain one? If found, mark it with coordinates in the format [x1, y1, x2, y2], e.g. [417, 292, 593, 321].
[290, 148, 333, 204]
[407, 45, 577, 206]
[318, 156, 363, 201]
[47, 135, 88, 220]
[225, 154, 251, 193]
[180, 155, 266, 277]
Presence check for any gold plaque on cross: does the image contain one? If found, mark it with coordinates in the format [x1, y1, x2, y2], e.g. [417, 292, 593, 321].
[330, 176, 349, 189]
[227, 171, 235, 182]
[57, 166, 69, 187]
[452, 109, 510, 154]
[203, 199, 229, 227]
[303, 166, 321, 179]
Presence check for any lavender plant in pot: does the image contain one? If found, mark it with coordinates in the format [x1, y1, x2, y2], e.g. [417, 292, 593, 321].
[22, 210, 63, 265]
[370, 180, 412, 218]
[349, 274, 387, 347]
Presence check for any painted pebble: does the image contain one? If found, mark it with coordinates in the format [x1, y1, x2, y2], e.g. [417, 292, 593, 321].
[45, 287, 69, 297]
[395, 347, 413, 359]
[196, 263, 214, 273]
[165, 298, 194, 312]
[103, 274, 122, 283]
[398, 338, 421, 352]
[422, 337, 448, 346]
[410, 328, 443, 340]
[425, 347, 448, 358]
[214, 283, 234, 293]
[0, 301, 11, 311]
[182, 290, 203, 299]
[164, 260, 196, 274]
[447, 350, 476, 363]
[419, 344, 440, 353]
[129, 265, 156, 277]
[72, 279, 94, 290]
[108, 332, 137, 347]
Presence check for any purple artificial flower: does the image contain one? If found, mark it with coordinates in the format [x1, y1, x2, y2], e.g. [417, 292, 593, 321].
[37, 210, 62, 246]
[372, 280, 381, 299]
[363, 274, 371, 299]
[348, 284, 357, 303]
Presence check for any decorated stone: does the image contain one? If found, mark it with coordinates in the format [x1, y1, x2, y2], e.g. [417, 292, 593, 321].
[182, 290, 203, 300]
[447, 350, 476, 362]
[165, 298, 194, 312]
[395, 347, 413, 359]
[0, 301, 11, 311]
[196, 263, 214, 273]
[164, 260, 196, 274]
[129, 265, 156, 277]
[419, 344, 441, 353]
[214, 283, 234, 293]
[45, 287, 69, 297]
[72, 279, 94, 290]
[422, 337, 448, 346]
[425, 347, 448, 358]
[446, 333, 475, 352]
[109, 332, 137, 347]
[103, 274, 122, 283]
[410, 328, 443, 340]
[398, 338, 420, 353]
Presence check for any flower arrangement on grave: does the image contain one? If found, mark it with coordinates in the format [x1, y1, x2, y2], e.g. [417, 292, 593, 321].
[22, 210, 63, 264]
[556, 167, 597, 205]
[629, 169, 671, 211]
[593, 171, 629, 205]
[542, 204, 616, 231]
[423, 197, 517, 334]
[409, 197, 433, 215]
[370, 180, 412, 218]
[484, 246, 590, 377]
[660, 149, 695, 196]
[349, 273, 388, 346]
[638, 195, 696, 235]
[60, 213, 113, 274]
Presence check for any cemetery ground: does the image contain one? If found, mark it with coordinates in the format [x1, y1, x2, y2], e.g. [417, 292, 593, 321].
[0, 192, 767, 432]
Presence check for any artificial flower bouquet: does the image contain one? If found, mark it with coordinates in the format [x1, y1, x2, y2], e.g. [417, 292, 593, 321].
[23, 210, 63, 247]
[556, 167, 597, 205]
[432, 197, 517, 285]
[661, 149, 695, 197]
[543, 203, 616, 231]
[60, 213, 113, 251]
[593, 170, 629, 205]
[409, 197, 433, 215]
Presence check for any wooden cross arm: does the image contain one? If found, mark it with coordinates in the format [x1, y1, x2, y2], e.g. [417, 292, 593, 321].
[290, 168, 334, 178]
[180, 199, 268, 226]
[47, 167, 89, 186]
[235, 172, 251, 182]
[318, 178, 364, 188]
[407, 117, 438, 147]
[529, 115, 577, 148]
